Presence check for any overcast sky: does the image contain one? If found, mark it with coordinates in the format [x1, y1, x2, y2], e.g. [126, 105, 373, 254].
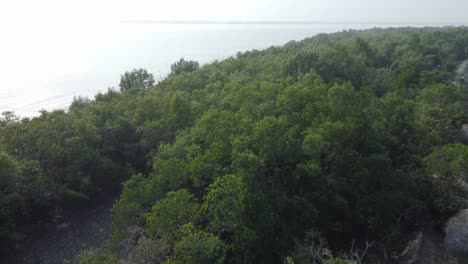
[0, 0, 466, 77]
[1, 0, 468, 25]
[0, 0, 467, 110]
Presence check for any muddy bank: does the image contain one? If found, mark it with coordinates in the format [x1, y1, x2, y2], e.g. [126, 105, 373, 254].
[7, 194, 117, 264]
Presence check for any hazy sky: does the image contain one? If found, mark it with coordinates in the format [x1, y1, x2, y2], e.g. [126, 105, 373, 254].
[43, 0, 468, 23]
[0, 0, 466, 81]
[1, 0, 468, 26]
[0, 0, 467, 115]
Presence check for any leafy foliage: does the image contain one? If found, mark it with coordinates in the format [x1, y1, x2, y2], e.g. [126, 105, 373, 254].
[71, 248, 118, 264]
[1, 27, 468, 262]
[170, 58, 200, 76]
[424, 144, 468, 217]
[119, 68, 155, 91]
[146, 189, 199, 241]
[165, 229, 226, 264]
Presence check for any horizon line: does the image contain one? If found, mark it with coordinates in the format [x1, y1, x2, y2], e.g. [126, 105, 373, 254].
[120, 20, 467, 26]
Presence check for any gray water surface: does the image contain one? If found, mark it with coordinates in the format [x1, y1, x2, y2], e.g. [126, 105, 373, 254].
[1, 23, 397, 117]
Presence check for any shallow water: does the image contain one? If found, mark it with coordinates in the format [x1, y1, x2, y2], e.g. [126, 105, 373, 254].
[1, 23, 399, 117]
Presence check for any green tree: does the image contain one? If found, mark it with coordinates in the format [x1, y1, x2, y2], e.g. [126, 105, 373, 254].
[166, 229, 226, 264]
[170, 58, 200, 76]
[416, 83, 465, 144]
[119, 68, 155, 91]
[0, 151, 21, 239]
[128, 236, 171, 264]
[1, 111, 19, 123]
[152, 158, 190, 196]
[146, 189, 199, 241]
[424, 144, 468, 217]
[201, 174, 247, 234]
[72, 249, 118, 264]
[200, 174, 255, 261]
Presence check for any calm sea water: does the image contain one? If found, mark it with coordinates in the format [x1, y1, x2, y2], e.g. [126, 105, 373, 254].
[0, 23, 402, 117]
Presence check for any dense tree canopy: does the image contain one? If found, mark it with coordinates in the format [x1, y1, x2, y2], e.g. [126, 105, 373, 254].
[1, 27, 468, 263]
[119, 68, 155, 91]
[170, 58, 200, 76]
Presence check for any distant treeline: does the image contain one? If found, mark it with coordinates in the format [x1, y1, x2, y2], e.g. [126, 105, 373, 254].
[1, 27, 468, 264]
